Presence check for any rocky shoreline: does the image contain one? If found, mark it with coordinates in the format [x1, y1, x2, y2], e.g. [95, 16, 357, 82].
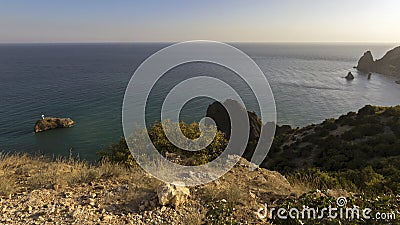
[356, 46, 400, 76]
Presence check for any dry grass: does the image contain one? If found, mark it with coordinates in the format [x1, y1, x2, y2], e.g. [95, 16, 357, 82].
[0, 151, 166, 217]
[223, 184, 247, 205]
[0, 152, 132, 195]
[0, 175, 15, 196]
[0, 152, 316, 224]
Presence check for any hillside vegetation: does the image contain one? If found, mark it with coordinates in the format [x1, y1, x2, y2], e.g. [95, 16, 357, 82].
[265, 105, 400, 194]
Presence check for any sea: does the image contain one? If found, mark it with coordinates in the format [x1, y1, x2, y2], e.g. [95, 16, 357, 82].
[1, 43, 399, 161]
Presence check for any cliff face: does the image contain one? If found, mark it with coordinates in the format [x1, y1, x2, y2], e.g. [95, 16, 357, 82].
[357, 46, 400, 76]
[34, 117, 74, 133]
[205, 100, 262, 144]
[205, 100, 262, 159]
[356, 51, 374, 72]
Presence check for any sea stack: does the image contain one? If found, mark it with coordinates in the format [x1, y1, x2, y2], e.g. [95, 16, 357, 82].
[356, 51, 375, 73]
[345, 72, 355, 80]
[34, 117, 75, 133]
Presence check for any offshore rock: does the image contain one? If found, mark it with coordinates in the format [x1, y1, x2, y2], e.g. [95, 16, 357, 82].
[34, 117, 75, 133]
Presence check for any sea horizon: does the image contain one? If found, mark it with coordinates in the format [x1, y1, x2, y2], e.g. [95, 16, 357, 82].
[0, 41, 399, 45]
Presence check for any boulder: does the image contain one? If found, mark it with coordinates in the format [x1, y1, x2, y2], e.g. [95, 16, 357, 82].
[157, 183, 190, 207]
[396, 80, 400, 85]
[356, 46, 400, 76]
[345, 72, 354, 80]
[34, 117, 75, 133]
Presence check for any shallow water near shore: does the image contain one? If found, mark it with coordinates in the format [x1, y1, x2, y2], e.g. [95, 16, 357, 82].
[0, 43, 399, 160]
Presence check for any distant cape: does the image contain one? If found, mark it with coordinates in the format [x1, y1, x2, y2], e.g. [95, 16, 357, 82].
[356, 46, 400, 76]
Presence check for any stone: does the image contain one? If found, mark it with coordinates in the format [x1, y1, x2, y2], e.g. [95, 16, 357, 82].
[94, 184, 105, 190]
[345, 72, 354, 80]
[88, 193, 96, 198]
[52, 183, 59, 191]
[157, 183, 190, 207]
[101, 215, 113, 221]
[160, 206, 167, 212]
[87, 198, 96, 206]
[63, 192, 72, 198]
[25, 205, 32, 213]
[34, 117, 75, 133]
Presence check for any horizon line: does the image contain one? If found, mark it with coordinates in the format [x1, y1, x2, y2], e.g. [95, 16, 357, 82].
[0, 41, 399, 45]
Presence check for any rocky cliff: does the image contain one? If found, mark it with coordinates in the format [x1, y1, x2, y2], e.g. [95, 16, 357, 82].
[34, 117, 75, 133]
[205, 99, 262, 144]
[205, 100, 290, 160]
[356, 46, 400, 76]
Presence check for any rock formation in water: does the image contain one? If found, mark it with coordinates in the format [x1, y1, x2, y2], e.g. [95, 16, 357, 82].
[345, 72, 355, 80]
[34, 117, 75, 133]
[356, 51, 375, 73]
[356, 46, 400, 76]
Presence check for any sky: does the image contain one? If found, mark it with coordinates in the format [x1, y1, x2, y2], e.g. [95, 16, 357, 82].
[0, 0, 399, 43]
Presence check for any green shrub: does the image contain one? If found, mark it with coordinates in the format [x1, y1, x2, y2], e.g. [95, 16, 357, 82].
[322, 118, 338, 131]
[289, 168, 340, 190]
[98, 137, 134, 167]
[99, 121, 228, 166]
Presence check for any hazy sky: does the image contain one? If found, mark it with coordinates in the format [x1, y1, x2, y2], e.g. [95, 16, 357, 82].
[1, 0, 399, 43]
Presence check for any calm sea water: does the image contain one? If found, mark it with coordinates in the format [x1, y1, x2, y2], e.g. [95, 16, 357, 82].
[1, 43, 399, 160]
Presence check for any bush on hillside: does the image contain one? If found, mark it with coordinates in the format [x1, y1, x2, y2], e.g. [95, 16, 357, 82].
[99, 121, 228, 166]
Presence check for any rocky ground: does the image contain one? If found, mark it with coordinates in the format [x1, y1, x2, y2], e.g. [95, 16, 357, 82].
[0, 154, 308, 225]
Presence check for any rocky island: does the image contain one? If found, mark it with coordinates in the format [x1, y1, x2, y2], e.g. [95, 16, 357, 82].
[344, 72, 354, 80]
[34, 117, 75, 133]
[356, 46, 400, 76]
